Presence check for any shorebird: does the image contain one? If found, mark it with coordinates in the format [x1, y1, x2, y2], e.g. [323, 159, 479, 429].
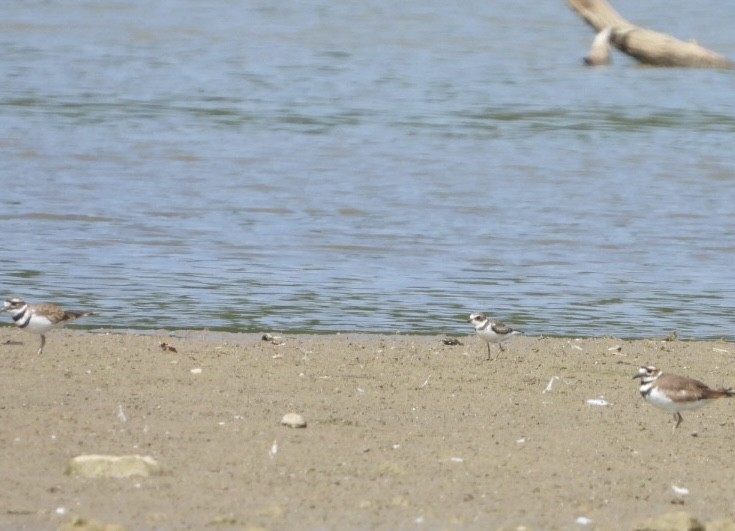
[467, 313, 521, 361]
[1, 297, 93, 354]
[633, 365, 735, 429]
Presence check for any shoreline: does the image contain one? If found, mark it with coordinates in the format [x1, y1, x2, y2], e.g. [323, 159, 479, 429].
[2, 328, 734, 529]
[5, 323, 731, 343]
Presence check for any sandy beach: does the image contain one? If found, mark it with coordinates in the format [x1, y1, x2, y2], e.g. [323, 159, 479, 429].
[2, 327, 735, 530]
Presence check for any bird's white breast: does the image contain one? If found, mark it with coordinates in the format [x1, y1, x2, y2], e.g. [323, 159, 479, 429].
[22, 313, 55, 334]
[476, 328, 501, 344]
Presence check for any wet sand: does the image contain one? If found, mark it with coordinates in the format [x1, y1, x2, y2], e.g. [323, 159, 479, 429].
[2, 327, 735, 530]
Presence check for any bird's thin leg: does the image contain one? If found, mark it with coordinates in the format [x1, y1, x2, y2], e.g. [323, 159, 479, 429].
[486, 344, 492, 361]
[674, 412, 683, 430]
[37, 334, 46, 355]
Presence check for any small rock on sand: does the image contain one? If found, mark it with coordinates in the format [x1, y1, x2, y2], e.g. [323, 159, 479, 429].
[65, 454, 162, 479]
[280, 413, 307, 428]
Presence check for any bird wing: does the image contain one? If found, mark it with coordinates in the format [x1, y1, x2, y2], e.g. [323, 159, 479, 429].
[668, 374, 732, 401]
[491, 322, 514, 335]
[31, 304, 67, 324]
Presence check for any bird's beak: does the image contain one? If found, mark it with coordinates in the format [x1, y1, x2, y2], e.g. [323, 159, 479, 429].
[632, 373, 643, 380]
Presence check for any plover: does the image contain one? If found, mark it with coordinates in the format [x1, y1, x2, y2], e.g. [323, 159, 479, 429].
[467, 312, 521, 360]
[1, 297, 94, 354]
[633, 365, 735, 429]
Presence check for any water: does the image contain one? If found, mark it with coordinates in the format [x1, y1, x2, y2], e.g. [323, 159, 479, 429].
[2, 0, 735, 338]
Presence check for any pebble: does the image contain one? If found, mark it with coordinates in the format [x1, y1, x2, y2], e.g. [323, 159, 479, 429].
[280, 413, 307, 428]
[65, 454, 162, 478]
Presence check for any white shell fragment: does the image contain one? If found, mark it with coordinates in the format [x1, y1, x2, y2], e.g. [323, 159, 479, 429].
[672, 485, 689, 496]
[280, 413, 307, 428]
[586, 398, 609, 406]
[543, 376, 559, 394]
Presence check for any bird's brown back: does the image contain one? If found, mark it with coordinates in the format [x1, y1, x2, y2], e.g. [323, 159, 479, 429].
[658, 373, 735, 402]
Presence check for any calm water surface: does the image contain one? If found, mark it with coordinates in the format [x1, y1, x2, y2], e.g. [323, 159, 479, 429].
[2, 1, 735, 338]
